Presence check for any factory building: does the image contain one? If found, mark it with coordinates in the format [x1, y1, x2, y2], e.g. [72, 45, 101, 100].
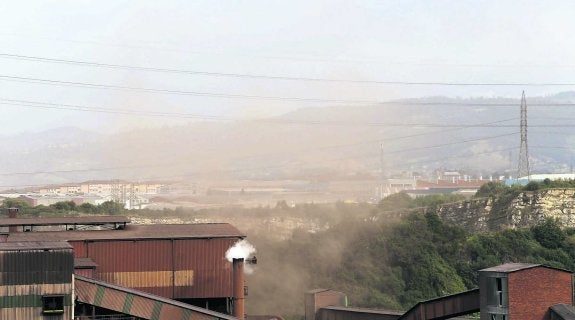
[0, 242, 74, 319]
[0, 212, 252, 319]
[308, 263, 575, 320]
[479, 263, 573, 320]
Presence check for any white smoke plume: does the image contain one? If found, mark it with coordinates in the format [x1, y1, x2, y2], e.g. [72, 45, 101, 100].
[226, 240, 257, 274]
[226, 239, 256, 261]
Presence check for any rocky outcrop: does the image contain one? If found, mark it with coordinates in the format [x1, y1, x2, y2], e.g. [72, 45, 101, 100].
[436, 189, 575, 231]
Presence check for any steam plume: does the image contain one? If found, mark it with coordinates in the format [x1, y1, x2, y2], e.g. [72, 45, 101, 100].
[226, 239, 256, 261]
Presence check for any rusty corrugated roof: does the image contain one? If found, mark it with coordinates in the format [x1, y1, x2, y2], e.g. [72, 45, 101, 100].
[0, 241, 72, 250]
[75, 274, 237, 320]
[5, 223, 245, 241]
[74, 257, 98, 268]
[0, 215, 130, 226]
[322, 306, 404, 315]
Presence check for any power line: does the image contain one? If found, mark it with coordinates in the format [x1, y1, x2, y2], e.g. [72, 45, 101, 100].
[396, 147, 519, 168]
[0, 130, 518, 179]
[384, 132, 518, 155]
[0, 98, 530, 127]
[0, 75, 380, 104]
[4, 74, 575, 106]
[0, 99, 230, 120]
[10, 97, 568, 129]
[5, 36, 575, 68]
[2, 52, 575, 86]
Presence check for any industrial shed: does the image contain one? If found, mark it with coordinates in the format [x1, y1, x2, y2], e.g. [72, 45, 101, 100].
[0, 214, 248, 317]
[0, 241, 74, 319]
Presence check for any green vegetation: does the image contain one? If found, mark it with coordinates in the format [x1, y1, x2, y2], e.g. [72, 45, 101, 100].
[475, 179, 575, 199]
[0, 199, 125, 217]
[247, 192, 575, 317]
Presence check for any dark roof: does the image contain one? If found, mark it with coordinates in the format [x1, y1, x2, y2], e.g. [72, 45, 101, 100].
[0, 241, 72, 251]
[480, 263, 572, 273]
[307, 289, 345, 295]
[5, 223, 245, 242]
[322, 306, 403, 316]
[0, 216, 130, 227]
[550, 304, 575, 320]
[247, 316, 285, 320]
[74, 257, 98, 268]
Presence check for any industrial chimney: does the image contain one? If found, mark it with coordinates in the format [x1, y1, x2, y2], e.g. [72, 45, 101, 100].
[7, 208, 18, 233]
[233, 258, 245, 320]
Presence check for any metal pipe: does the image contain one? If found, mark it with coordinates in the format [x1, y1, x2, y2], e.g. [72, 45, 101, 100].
[233, 258, 245, 320]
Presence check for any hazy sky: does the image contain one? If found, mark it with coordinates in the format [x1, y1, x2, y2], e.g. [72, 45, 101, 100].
[0, 0, 574, 135]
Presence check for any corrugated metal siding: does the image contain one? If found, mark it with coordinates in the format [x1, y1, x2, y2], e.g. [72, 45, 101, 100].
[159, 304, 185, 320]
[0, 306, 72, 320]
[174, 238, 235, 298]
[75, 278, 98, 304]
[74, 268, 94, 278]
[89, 240, 174, 296]
[0, 247, 74, 320]
[0, 283, 72, 297]
[130, 295, 155, 318]
[76, 275, 237, 320]
[82, 238, 237, 299]
[88, 240, 174, 272]
[70, 241, 87, 257]
[100, 287, 128, 312]
[0, 250, 73, 285]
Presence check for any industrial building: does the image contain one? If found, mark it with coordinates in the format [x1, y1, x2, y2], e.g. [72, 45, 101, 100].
[0, 241, 74, 319]
[307, 263, 575, 320]
[0, 211, 252, 319]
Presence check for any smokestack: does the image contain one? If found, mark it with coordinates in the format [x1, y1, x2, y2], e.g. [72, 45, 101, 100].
[7, 208, 18, 233]
[233, 258, 245, 320]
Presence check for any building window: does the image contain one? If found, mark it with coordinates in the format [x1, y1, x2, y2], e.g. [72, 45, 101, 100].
[496, 277, 503, 306]
[42, 295, 64, 314]
[490, 314, 506, 320]
[488, 276, 507, 307]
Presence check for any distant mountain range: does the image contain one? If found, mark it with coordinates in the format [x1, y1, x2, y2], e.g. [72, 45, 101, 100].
[2, 92, 575, 189]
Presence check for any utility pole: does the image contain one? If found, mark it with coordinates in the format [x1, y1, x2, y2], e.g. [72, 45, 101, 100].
[517, 91, 530, 180]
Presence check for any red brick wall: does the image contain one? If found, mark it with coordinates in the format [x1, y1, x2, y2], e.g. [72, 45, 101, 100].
[508, 267, 572, 320]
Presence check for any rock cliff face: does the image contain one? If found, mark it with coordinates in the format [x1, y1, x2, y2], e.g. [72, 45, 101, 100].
[436, 189, 575, 231]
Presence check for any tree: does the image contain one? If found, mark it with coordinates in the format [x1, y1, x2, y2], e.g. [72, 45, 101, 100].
[50, 201, 77, 211]
[532, 218, 565, 249]
[378, 193, 413, 211]
[97, 201, 125, 215]
[475, 182, 508, 198]
[1, 198, 31, 209]
[78, 203, 97, 213]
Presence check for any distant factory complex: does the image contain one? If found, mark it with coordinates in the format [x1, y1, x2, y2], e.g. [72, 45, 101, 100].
[0, 171, 498, 210]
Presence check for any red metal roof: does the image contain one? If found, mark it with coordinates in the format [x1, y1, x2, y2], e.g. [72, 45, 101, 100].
[416, 180, 487, 189]
[4, 223, 245, 241]
[0, 215, 130, 226]
[0, 241, 72, 250]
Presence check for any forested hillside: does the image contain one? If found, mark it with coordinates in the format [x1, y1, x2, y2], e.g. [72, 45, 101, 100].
[245, 188, 575, 318]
